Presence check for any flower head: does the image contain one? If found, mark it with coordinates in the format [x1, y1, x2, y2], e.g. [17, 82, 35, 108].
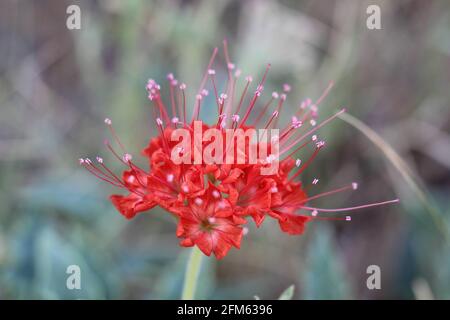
[80, 41, 398, 259]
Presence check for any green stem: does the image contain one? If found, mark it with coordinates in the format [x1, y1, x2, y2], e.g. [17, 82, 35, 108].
[181, 247, 203, 300]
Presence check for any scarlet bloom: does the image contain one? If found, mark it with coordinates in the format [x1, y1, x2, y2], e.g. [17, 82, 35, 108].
[176, 187, 243, 259]
[80, 41, 398, 259]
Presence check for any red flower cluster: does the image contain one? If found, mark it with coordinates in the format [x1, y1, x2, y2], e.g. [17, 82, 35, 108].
[80, 42, 398, 259]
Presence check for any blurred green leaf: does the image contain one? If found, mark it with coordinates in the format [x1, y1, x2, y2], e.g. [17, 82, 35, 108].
[278, 285, 295, 300]
[302, 225, 353, 299]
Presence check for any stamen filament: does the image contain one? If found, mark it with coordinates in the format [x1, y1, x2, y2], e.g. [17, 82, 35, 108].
[253, 97, 274, 127]
[235, 79, 251, 116]
[283, 109, 345, 154]
[289, 147, 322, 182]
[301, 199, 400, 213]
[299, 184, 355, 205]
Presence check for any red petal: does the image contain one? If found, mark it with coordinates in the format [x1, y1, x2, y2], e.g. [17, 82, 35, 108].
[110, 194, 155, 219]
[278, 214, 310, 235]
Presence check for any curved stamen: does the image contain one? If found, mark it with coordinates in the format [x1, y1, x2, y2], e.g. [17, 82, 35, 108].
[82, 162, 124, 187]
[272, 94, 286, 128]
[105, 119, 126, 153]
[191, 47, 218, 122]
[288, 145, 323, 182]
[168, 77, 177, 122]
[298, 183, 356, 205]
[253, 95, 276, 127]
[315, 81, 334, 107]
[239, 64, 271, 127]
[282, 135, 315, 158]
[264, 111, 278, 130]
[301, 199, 400, 213]
[179, 83, 187, 125]
[282, 109, 345, 154]
[208, 70, 221, 113]
[235, 76, 252, 116]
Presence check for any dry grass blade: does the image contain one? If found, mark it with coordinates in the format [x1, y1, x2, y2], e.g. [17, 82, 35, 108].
[338, 112, 449, 242]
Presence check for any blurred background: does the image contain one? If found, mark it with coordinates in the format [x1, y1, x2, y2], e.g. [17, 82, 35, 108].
[0, 0, 449, 299]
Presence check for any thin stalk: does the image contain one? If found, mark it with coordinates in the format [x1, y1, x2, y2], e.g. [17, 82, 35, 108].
[181, 247, 203, 300]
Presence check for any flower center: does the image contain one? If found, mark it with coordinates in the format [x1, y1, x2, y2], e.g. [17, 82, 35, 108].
[200, 218, 216, 232]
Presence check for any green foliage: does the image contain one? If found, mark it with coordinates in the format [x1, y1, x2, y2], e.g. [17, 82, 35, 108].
[302, 225, 353, 299]
[278, 285, 295, 300]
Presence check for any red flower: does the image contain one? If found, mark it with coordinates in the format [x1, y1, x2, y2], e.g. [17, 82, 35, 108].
[80, 41, 399, 259]
[176, 188, 244, 259]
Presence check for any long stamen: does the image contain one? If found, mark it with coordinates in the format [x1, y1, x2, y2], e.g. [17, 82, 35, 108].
[279, 127, 298, 144]
[102, 155, 148, 194]
[279, 124, 296, 142]
[288, 143, 324, 182]
[191, 47, 218, 122]
[84, 167, 123, 187]
[299, 183, 357, 205]
[104, 140, 148, 181]
[208, 69, 221, 113]
[105, 140, 128, 165]
[280, 121, 313, 151]
[179, 83, 187, 125]
[222, 39, 237, 122]
[264, 111, 278, 130]
[294, 82, 334, 120]
[253, 92, 278, 127]
[167, 74, 178, 121]
[127, 164, 147, 189]
[313, 216, 351, 221]
[82, 159, 149, 198]
[239, 64, 271, 127]
[272, 94, 286, 128]
[127, 159, 149, 177]
[84, 153, 147, 197]
[194, 94, 203, 120]
[295, 98, 312, 117]
[155, 96, 170, 124]
[156, 118, 170, 153]
[224, 71, 239, 124]
[81, 159, 124, 187]
[115, 155, 145, 183]
[235, 76, 252, 116]
[99, 161, 124, 184]
[239, 90, 260, 127]
[283, 138, 313, 159]
[198, 47, 218, 94]
[218, 93, 227, 115]
[315, 81, 334, 107]
[301, 199, 400, 213]
[104, 118, 126, 153]
[282, 109, 345, 154]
